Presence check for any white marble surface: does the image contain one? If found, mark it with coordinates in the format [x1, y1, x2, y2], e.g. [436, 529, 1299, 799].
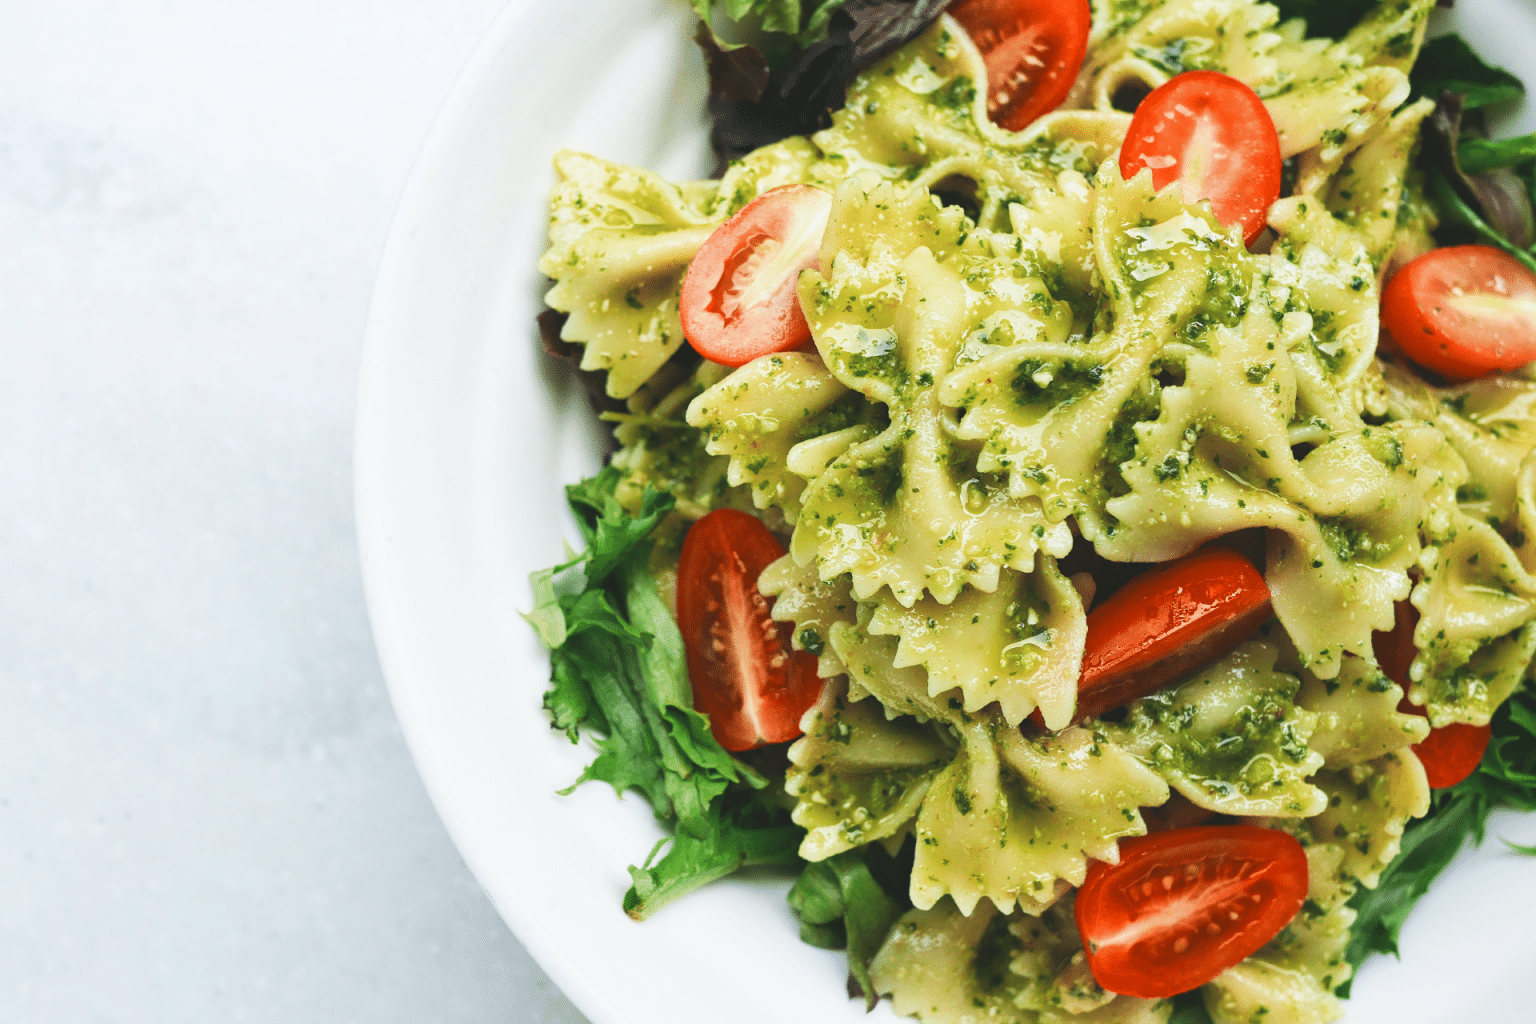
[0, 2, 587, 1020]
[9, 2, 1536, 1023]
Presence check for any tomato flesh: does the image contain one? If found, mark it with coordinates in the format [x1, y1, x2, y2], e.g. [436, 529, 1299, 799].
[1070, 548, 1271, 724]
[950, 0, 1091, 132]
[1075, 826, 1309, 998]
[675, 509, 822, 751]
[1373, 601, 1491, 788]
[680, 185, 831, 368]
[1118, 71, 1282, 247]
[1380, 245, 1536, 380]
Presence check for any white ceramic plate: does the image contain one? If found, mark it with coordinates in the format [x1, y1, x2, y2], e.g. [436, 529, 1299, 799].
[355, 2, 1536, 1022]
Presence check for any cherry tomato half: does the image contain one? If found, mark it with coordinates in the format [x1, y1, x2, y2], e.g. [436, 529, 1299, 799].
[1075, 825, 1309, 998]
[1118, 71, 1282, 247]
[1070, 548, 1272, 724]
[679, 185, 831, 368]
[1380, 245, 1536, 381]
[950, 0, 1091, 132]
[675, 509, 822, 751]
[1373, 601, 1491, 788]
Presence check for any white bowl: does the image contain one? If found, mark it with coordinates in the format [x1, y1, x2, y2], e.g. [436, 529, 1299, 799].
[355, 1, 1536, 1021]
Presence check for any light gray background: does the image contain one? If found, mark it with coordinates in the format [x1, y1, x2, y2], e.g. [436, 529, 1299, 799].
[0, 1, 587, 1020]
[7, 1, 1536, 1023]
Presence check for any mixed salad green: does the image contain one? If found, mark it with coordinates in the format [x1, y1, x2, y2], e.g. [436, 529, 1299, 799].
[528, 0, 1536, 1016]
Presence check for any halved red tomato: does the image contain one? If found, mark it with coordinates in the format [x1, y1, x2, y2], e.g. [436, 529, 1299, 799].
[675, 509, 822, 751]
[1373, 601, 1491, 788]
[949, 0, 1091, 132]
[679, 185, 831, 368]
[1075, 826, 1309, 998]
[1069, 548, 1271, 724]
[1380, 245, 1536, 380]
[1118, 71, 1282, 247]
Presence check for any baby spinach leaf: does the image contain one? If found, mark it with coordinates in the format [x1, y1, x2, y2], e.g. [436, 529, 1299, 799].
[1458, 133, 1536, 174]
[1411, 34, 1525, 110]
[1426, 168, 1536, 273]
[1421, 92, 1536, 261]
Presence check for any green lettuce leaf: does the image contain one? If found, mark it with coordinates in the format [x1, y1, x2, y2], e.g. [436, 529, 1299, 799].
[530, 468, 790, 913]
[1341, 685, 1536, 994]
[1425, 166, 1536, 275]
[693, 0, 848, 50]
[564, 469, 673, 586]
[1458, 133, 1536, 174]
[623, 788, 803, 919]
[1411, 34, 1525, 110]
[788, 846, 908, 1007]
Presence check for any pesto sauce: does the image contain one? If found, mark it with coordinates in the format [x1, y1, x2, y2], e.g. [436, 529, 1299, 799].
[1010, 358, 1108, 412]
[1129, 672, 1313, 800]
[1100, 378, 1163, 501]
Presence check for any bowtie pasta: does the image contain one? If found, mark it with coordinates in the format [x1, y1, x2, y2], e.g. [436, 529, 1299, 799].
[534, 0, 1536, 1022]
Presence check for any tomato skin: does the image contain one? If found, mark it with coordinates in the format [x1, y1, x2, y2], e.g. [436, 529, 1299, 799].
[1118, 71, 1282, 247]
[1075, 826, 1309, 998]
[1409, 716, 1490, 789]
[1070, 548, 1271, 724]
[680, 185, 832, 369]
[1380, 245, 1536, 381]
[949, 0, 1091, 132]
[1372, 601, 1491, 788]
[675, 509, 822, 751]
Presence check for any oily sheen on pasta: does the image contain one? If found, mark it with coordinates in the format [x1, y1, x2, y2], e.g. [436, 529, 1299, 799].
[537, 0, 1536, 1021]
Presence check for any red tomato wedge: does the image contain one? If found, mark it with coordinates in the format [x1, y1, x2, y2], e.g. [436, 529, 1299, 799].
[679, 185, 831, 368]
[1069, 548, 1271, 724]
[1380, 245, 1536, 380]
[1373, 601, 1491, 788]
[1075, 826, 1309, 998]
[675, 509, 822, 751]
[1407, 712, 1490, 789]
[949, 0, 1091, 132]
[1118, 71, 1282, 247]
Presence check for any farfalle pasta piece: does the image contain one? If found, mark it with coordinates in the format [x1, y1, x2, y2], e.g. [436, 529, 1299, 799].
[794, 179, 1072, 607]
[911, 718, 1167, 914]
[815, 17, 1131, 241]
[1413, 542, 1536, 726]
[1381, 365, 1536, 529]
[1293, 652, 1429, 769]
[686, 352, 876, 523]
[786, 675, 953, 861]
[871, 898, 1171, 1024]
[1300, 751, 1431, 889]
[1107, 640, 1327, 818]
[538, 151, 722, 399]
[610, 360, 733, 519]
[865, 558, 1087, 730]
[950, 162, 1245, 528]
[1375, 364, 1536, 723]
[1320, 97, 1435, 269]
[822, 617, 1167, 914]
[758, 555, 858, 681]
[1078, 0, 1433, 199]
